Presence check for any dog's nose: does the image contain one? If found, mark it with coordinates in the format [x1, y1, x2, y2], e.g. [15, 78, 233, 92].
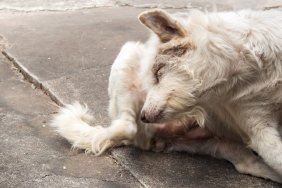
[140, 111, 150, 123]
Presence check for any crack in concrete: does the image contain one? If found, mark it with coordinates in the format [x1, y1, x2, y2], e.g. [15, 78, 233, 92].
[41, 174, 52, 179]
[115, 2, 194, 9]
[2, 50, 64, 107]
[0, 5, 114, 13]
[108, 153, 147, 188]
[1, 49, 146, 188]
[0, 3, 195, 13]
[264, 5, 282, 10]
[0, 3, 281, 13]
[0, 34, 7, 51]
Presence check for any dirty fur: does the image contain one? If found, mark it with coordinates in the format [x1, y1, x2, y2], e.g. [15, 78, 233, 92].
[139, 9, 282, 180]
[51, 9, 282, 183]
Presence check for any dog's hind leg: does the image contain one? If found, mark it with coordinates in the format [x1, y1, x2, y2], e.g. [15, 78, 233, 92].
[248, 124, 282, 176]
[90, 41, 158, 153]
[90, 41, 154, 154]
[162, 137, 282, 183]
[52, 41, 152, 155]
[106, 41, 154, 150]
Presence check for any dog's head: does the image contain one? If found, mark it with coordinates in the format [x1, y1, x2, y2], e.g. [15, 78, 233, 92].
[138, 9, 241, 125]
[138, 9, 202, 124]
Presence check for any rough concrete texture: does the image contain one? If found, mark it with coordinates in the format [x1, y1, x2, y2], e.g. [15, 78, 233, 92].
[0, 8, 146, 82]
[0, 7, 147, 118]
[0, 0, 116, 11]
[0, 53, 140, 187]
[0, 55, 141, 188]
[113, 148, 281, 188]
[117, 0, 282, 10]
[0, 1, 282, 188]
[0, 0, 281, 11]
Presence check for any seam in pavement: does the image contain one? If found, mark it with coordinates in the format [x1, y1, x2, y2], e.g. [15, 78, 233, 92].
[1, 49, 147, 188]
[108, 153, 147, 188]
[0, 4, 281, 13]
[0, 4, 193, 13]
[0, 5, 115, 13]
[2, 50, 64, 107]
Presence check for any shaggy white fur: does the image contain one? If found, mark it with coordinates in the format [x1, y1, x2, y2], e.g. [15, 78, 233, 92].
[139, 9, 282, 179]
[51, 9, 282, 183]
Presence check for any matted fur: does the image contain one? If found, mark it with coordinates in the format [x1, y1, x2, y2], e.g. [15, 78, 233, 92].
[51, 9, 282, 183]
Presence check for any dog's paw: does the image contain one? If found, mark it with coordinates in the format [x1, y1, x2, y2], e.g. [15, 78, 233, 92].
[150, 121, 213, 153]
[151, 138, 167, 152]
[90, 129, 115, 155]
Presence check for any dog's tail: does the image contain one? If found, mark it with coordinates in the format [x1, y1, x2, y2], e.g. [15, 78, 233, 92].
[50, 102, 113, 156]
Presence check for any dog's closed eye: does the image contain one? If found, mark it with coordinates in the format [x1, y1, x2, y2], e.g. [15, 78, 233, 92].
[153, 63, 166, 83]
[161, 45, 187, 57]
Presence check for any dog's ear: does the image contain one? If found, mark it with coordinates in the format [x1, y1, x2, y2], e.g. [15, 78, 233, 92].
[138, 9, 186, 43]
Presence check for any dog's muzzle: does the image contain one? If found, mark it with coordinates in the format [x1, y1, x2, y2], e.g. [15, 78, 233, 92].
[140, 110, 163, 123]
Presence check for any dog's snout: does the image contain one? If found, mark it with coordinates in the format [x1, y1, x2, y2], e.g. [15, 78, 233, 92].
[140, 110, 163, 123]
[141, 111, 150, 123]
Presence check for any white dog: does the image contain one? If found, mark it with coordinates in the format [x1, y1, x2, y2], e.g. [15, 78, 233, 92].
[51, 9, 282, 183]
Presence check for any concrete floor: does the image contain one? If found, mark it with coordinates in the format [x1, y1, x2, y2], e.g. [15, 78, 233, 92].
[0, 1, 282, 187]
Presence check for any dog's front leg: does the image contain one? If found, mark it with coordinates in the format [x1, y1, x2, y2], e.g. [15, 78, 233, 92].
[165, 138, 282, 183]
[247, 123, 282, 176]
